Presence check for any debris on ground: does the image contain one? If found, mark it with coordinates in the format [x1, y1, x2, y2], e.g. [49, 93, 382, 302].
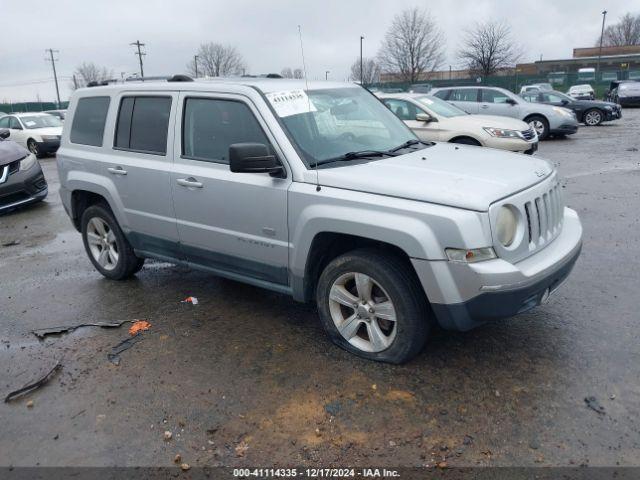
[164, 431, 173, 441]
[584, 396, 606, 415]
[173, 454, 182, 464]
[181, 296, 199, 305]
[626, 147, 638, 152]
[180, 463, 191, 471]
[235, 441, 249, 457]
[26, 400, 34, 408]
[4, 362, 62, 403]
[107, 334, 144, 366]
[128, 320, 151, 336]
[1, 239, 20, 247]
[32, 320, 132, 339]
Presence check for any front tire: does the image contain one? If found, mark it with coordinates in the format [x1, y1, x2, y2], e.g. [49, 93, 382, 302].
[316, 248, 430, 364]
[527, 115, 549, 140]
[583, 109, 603, 126]
[81, 204, 144, 280]
[27, 139, 42, 158]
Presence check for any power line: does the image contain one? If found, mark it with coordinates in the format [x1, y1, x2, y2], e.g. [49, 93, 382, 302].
[45, 49, 61, 108]
[131, 40, 146, 78]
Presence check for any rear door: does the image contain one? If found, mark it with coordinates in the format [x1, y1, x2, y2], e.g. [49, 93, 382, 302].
[106, 92, 181, 258]
[170, 92, 291, 286]
[479, 89, 520, 118]
[447, 88, 480, 114]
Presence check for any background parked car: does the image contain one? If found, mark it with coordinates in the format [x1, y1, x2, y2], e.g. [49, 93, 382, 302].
[44, 109, 67, 121]
[605, 80, 638, 102]
[519, 83, 553, 94]
[520, 90, 622, 126]
[431, 85, 578, 140]
[612, 82, 640, 107]
[0, 129, 48, 213]
[0, 112, 63, 157]
[379, 93, 538, 154]
[567, 84, 595, 100]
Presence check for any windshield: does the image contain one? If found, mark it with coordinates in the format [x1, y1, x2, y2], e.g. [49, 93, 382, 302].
[416, 95, 466, 118]
[268, 87, 418, 167]
[20, 115, 62, 129]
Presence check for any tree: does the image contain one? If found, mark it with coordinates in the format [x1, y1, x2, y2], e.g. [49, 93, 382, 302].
[281, 67, 293, 78]
[598, 13, 640, 47]
[71, 62, 112, 90]
[187, 43, 246, 77]
[293, 68, 304, 79]
[457, 20, 522, 77]
[377, 7, 445, 83]
[349, 57, 381, 84]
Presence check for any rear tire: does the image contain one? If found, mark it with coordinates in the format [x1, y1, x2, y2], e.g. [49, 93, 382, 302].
[526, 115, 549, 140]
[316, 248, 430, 364]
[583, 108, 603, 126]
[81, 204, 144, 280]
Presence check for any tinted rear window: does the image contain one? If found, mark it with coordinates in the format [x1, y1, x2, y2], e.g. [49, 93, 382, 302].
[114, 96, 171, 155]
[70, 97, 110, 146]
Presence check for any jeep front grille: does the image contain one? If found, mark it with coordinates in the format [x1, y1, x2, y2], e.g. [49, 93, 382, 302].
[524, 184, 563, 247]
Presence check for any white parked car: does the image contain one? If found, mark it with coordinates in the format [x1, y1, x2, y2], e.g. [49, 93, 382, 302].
[0, 112, 63, 157]
[567, 84, 595, 100]
[519, 83, 553, 94]
[379, 93, 538, 154]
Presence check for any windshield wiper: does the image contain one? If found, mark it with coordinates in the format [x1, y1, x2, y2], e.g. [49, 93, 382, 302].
[317, 150, 398, 166]
[387, 139, 433, 153]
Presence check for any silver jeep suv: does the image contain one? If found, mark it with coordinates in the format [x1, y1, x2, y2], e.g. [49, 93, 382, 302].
[57, 78, 583, 363]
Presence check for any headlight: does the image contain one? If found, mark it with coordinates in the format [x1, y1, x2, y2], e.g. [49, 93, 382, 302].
[483, 127, 521, 138]
[604, 106, 613, 110]
[40, 135, 59, 141]
[495, 205, 518, 247]
[552, 107, 574, 118]
[19, 153, 37, 171]
[445, 247, 496, 263]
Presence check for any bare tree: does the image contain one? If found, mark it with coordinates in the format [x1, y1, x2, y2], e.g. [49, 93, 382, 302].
[597, 13, 640, 46]
[377, 7, 445, 83]
[293, 68, 304, 79]
[349, 57, 381, 84]
[186, 43, 246, 77]
[70, 62, 112, 90]
[458, 20, 523, 77]
[281, 67, 293, 78]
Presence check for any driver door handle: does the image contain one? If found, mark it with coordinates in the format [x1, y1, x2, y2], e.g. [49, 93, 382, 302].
[176, 177, 203, 188]
[480, 105, 489, 109]
[107, 166, 127, 175]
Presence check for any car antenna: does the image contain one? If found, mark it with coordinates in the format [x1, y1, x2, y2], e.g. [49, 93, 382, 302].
[298, 24, 321, 192]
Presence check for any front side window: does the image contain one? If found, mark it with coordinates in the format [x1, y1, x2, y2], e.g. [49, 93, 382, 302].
[382, 99, 420, 121]
[542, 92, 570, 103]
[70, 97, 110, 146]
[115, 96, 172, 155]
[9, 117, 22, 130]
[0, 117, 9, 128]
[482, 89, 511, 103]
[266, 87, 417, 168]
[182, 98, 270, 164]
[449, 89, 479, 102]
[417, 96, 466, 118]
[432, 89, 450, 100]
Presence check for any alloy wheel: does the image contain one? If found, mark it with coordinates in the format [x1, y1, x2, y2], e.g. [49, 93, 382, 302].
[86, 217, 119, 271]
[328, 272, 397, 353]
[28, 141, 39, 156]
[529, 120, 546, 137]
[585, 110, 602, 126]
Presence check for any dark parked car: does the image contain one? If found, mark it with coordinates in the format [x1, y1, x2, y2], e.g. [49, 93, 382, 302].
[0, 129, 48, 213]
[520, 90, 621, 126]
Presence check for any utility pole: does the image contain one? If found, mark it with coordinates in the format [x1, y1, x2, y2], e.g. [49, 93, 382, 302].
[325, 70, 330, 80]
[597, 10, 607, 79]
[194, 55, 199, 78]
[360, 35, 365, 85]
[45, 49, 61, 108]
[131, 40, 146, 79]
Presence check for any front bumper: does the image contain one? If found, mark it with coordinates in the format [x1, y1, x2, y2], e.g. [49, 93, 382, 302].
[550, 123, 579, 135]
[485, 137, 538, 154]
[412, 208, 583, 331]
[0, 162, 48, 213]
[36, 138, 61, 155]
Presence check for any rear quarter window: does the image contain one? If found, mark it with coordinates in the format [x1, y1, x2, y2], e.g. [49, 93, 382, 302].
[70, 97, 110, 146]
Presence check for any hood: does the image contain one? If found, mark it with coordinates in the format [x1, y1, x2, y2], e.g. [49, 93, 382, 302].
[0, 139, 29, 167]
[442, 114, 530, 131]
[28, 126, 63, 136]
[575, 99, 618, 108]
[317, 143, 554, 211]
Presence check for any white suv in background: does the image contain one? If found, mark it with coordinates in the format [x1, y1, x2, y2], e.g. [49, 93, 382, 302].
[0, 112, 63, 157]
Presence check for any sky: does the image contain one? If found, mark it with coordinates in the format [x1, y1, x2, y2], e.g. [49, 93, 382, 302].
[1, 0, 638, 103]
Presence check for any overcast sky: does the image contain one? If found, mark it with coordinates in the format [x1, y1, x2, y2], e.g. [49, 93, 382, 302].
[1, 0, 636, 103]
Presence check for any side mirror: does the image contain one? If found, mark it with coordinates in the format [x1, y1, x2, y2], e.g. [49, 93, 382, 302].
[416, 113, 436, 123]
[0, 129, 9, 140]
[506, 98, 517, 105]
[561, 99, 569, 105]
[229, 143, 284, 177]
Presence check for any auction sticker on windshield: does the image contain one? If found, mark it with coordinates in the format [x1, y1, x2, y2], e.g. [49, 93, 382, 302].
[266, 90, 316, 117]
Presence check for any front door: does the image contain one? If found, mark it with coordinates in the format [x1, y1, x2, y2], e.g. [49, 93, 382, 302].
[171, 93, 291, 286]
[479, 89, 520, 118]
[447, 88, 480, 114]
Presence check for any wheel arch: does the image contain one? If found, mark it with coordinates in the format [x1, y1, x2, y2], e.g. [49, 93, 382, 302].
[448, 135, 483, 146]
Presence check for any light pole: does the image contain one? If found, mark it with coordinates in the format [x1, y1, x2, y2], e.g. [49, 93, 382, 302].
[194, 55, 199, 78]
[597, 10, 607, 80]
[325, 70, 330, 80]
[360, 35, 364, 85]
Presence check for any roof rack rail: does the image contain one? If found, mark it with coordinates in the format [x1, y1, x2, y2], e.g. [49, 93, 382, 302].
[168, 74, 193, 82]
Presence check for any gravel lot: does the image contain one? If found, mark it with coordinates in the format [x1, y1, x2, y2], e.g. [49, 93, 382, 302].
[1, 109, 639, 469]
